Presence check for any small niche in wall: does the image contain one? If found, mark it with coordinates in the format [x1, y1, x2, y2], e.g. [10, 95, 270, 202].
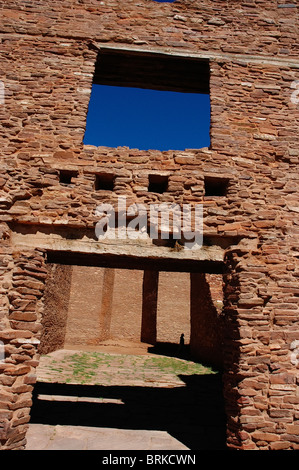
[204, 176, 229, 197]
[95, 173, 115, 191]
[59, 170, 78, 185]
[148, 174, 169, 194]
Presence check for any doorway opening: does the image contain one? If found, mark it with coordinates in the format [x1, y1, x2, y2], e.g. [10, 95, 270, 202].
[29, 256, 227, 450]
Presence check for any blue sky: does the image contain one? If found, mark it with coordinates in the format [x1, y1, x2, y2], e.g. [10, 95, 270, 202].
[83, 84, 210, 151]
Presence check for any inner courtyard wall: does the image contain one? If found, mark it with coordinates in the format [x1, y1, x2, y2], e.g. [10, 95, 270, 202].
[39, 263, 72, 354]
[43, 267, 196, 348]
[0, 0, 298, 451]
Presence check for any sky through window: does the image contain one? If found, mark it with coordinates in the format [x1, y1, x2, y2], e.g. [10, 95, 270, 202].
[84, 84, 210, 151]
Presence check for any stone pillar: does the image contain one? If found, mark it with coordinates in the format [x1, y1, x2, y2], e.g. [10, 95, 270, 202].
[39, 263, 73, 354]
[141, 270, 159, 345]
[222, 247, 299, 450]
[0, 248, 47, 450]
[64, 266, 106, 346]
[99, 267, 115, 341]
[190, 272, 223, 368]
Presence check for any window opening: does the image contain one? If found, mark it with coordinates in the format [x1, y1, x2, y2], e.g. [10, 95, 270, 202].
[84, 49, 210, 151]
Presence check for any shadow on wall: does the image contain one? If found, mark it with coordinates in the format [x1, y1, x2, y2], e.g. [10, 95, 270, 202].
[30, 374, 227, 451]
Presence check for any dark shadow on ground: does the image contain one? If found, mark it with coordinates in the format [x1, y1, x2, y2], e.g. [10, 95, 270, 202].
[147, 342, 192, 361]
[30, 374, 227, 450]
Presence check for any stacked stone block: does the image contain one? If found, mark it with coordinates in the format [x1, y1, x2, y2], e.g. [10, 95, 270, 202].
[0, 0, 298, 450]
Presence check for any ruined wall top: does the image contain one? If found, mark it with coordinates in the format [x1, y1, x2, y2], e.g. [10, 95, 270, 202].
[1, 0, 298, 59]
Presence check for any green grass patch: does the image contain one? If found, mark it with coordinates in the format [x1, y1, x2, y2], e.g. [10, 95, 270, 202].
[40, 351, 217, 385]
[66, 351, 215, 383]
[144, 356, 215, 376]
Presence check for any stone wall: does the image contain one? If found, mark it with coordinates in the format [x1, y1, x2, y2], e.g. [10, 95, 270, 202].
[0, 0, 298, 450]
[39, 263, 72, 354]
[64, 265, 106, 345]
[190, 273, 223, 367]
[0, 247, 46, 449]
[57, 267, 192, 347]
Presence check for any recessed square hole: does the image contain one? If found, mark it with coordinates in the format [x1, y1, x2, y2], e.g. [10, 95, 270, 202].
[95, 173, 115, 191]
[148, 175, 169, 194]
[204, 176, 229, 197]
[59, 170, 78, 185]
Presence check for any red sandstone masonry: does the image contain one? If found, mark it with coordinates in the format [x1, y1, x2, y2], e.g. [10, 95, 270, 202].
[0, 0, 298, 450]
